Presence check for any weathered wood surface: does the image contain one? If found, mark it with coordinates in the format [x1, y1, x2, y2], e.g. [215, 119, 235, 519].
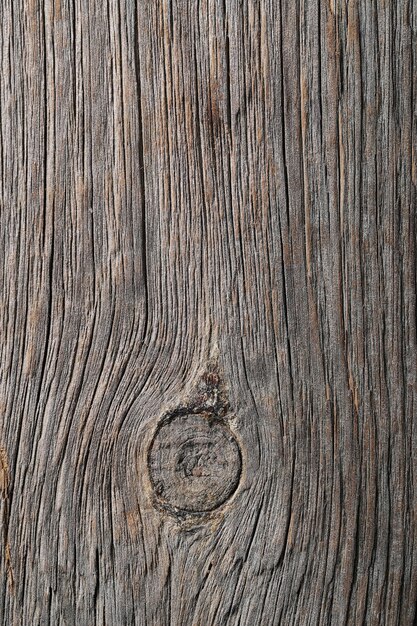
[1, 0, 416, 624]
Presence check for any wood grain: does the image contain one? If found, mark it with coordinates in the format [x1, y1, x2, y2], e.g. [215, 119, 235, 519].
[1, 0, 416, 624]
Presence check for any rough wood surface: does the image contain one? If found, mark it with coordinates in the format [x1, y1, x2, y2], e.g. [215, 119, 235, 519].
[1, 1, 416, 624]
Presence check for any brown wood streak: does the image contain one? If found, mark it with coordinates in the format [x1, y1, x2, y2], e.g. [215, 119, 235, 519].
[0, 0, 416, 624]
[0, 448, 13, 593]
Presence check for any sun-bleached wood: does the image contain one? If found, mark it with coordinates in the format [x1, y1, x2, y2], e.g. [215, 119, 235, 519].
[1, 0, 416, 624]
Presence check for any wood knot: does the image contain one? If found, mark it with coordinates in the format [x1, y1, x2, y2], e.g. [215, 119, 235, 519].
[148, 413, 242, 514]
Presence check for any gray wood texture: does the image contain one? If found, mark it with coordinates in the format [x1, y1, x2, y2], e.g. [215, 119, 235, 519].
[1, 0, 416, 624]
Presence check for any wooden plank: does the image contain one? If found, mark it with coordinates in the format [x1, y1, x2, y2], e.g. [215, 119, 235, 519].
[1, 0, 416, 624]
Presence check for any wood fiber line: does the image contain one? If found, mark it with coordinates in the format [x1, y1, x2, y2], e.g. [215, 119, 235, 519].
[0, 0, 416, 625]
